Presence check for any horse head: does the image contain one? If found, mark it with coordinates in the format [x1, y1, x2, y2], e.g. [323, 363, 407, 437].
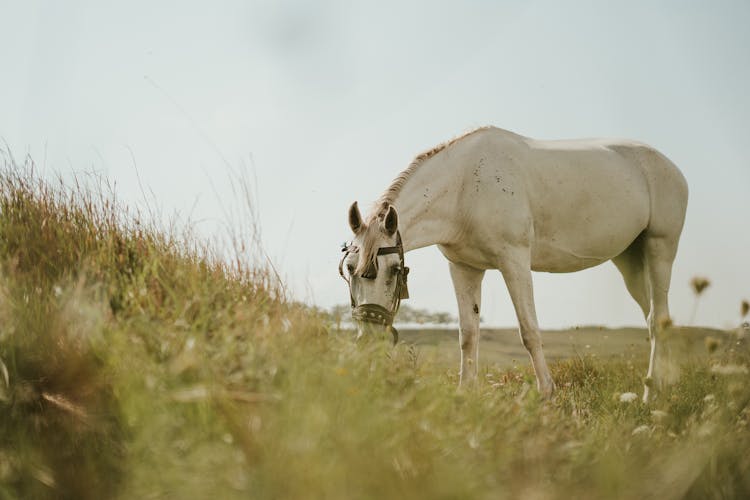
[339, 201, 409, 343]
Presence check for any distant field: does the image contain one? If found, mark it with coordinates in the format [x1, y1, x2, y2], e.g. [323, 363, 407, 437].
[399, 325, 742, 370]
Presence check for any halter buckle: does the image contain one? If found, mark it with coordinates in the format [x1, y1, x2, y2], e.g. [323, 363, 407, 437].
[399, 266, 410, 299]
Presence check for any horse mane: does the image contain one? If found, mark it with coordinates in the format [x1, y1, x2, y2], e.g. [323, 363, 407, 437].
[368, 126, 493, 222]
[355, 126, 493, 276]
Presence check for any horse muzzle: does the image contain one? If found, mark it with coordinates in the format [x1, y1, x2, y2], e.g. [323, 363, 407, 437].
[352, 303, 393, 325]
[352, 304, 399, 344]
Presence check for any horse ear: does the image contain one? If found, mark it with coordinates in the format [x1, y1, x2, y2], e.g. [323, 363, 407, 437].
[348, 201, 363, 233]
[382, 205, 398, 236]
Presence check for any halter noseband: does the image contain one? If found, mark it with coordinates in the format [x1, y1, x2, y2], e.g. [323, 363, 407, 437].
[338, 231, 410, 342]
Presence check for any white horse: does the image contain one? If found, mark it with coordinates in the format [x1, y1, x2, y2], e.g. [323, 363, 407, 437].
[340, 126, 688, 401]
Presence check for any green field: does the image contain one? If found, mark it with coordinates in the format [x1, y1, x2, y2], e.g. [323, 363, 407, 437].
[400, 325, 739, 370]
[2, 165, 749, 499]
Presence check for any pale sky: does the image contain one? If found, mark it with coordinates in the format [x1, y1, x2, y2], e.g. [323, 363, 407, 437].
[1, 0, 749, 329]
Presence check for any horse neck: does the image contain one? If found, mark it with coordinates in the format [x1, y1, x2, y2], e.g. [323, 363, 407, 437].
[390, 155, 461, 252]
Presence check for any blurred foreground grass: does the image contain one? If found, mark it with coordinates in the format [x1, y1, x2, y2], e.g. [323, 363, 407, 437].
[1, 160, 749, 499]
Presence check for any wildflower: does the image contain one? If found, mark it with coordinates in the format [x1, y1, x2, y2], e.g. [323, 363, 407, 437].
[689, 276, 711, 324]
[658, 316, 673, 330]
[697, 422, 716, 438]
[171, 385, 210, 402]
[691, 276, 710, 295]
[619, 392, 638, 403]
[651, 410, 669, 423]
[742, 300, 749, 319]
[468, 434, 480, 449]
[704, 336, 720, 354]
[632, 425, 650, 436]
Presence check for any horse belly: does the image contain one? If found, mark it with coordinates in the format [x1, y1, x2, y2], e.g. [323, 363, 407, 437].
[527, 150, 651, 273]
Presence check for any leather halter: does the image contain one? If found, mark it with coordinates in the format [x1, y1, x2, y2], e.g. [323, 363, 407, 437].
[339, 231, 410, 342]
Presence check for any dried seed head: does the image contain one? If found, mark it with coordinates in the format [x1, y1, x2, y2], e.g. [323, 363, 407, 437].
[690, 276, 711, 296]
[741, 300, 749, 319]
[658, 316, 673, 331]
[704, 336, 720, 354]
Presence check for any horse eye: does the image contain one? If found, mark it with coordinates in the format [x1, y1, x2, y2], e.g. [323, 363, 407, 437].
[391, 265, 401, 275]
[347, 263, 355, 274]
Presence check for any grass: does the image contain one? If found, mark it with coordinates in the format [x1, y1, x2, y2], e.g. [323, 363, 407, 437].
[1, 159, 750, 499]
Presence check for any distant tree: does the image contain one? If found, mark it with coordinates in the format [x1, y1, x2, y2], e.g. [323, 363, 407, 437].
[433, 312, 454, 324]
[329, 304, 351, 330]
[395, 304, 456, 324]
[326, 303, 456, 326]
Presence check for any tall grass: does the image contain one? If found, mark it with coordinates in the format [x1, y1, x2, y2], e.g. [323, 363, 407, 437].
[0, 157, 318, 499]
[1, 157, 749, 499]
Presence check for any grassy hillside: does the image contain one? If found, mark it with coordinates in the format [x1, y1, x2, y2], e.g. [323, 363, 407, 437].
[1, 162, 749, 499]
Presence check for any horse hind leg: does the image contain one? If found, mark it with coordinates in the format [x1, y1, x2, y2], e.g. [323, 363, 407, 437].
[612, 235, 650, 319]
[642, 233, 681, 401]
[612, 238, 660, 401]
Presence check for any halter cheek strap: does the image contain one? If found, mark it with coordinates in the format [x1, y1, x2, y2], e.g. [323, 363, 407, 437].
[368, 232, 409, 300]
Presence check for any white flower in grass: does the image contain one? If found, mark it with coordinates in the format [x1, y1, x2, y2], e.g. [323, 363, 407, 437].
[619, 392, 638, 403]
[281, 318, 292, 332]
[710, 364, 749, 376]
[697, 422, 716, 438]
[632, 425, 650, 436]
[468, 434, 480, 450]
[651, 410, 669, 423]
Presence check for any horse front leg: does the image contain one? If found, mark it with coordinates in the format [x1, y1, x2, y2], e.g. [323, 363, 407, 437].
[448, 261, 485, 387]
[499, 248, 556, 398]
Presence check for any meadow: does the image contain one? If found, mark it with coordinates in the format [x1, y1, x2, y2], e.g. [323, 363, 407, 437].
[1, 162, 749, 499]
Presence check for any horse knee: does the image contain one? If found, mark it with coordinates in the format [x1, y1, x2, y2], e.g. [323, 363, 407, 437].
[460, 329, 477, 352]
[519, 328, 542, 352]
